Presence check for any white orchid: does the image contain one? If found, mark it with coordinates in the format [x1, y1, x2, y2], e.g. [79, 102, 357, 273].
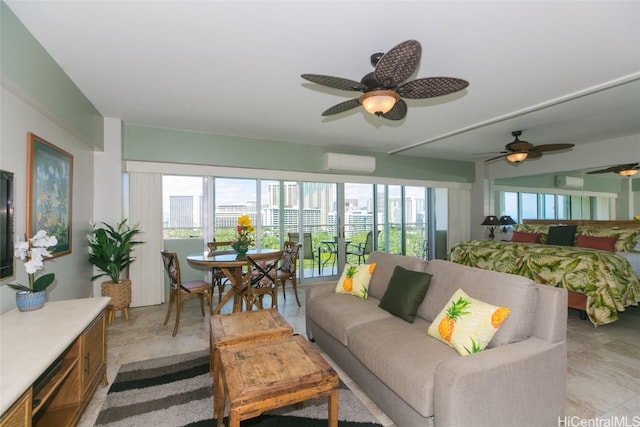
[8, 230, 57, 293]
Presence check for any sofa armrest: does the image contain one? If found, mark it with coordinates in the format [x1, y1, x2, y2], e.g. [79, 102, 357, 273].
[305, 282, 336, 339]
[433, 338, 566, 427]
[305, 282, 336, 302]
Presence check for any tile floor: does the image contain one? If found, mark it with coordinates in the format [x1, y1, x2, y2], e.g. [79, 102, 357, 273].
[79, 284, 640, 427]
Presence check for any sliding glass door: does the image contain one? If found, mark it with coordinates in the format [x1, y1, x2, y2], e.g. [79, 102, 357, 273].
[163, 175, 447, 282]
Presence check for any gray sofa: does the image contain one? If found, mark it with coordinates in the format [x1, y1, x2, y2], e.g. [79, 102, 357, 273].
[305, 251, 568, 427]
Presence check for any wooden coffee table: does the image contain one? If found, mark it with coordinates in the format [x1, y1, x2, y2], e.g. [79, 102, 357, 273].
[215, 334, 339, 427]
[210, 309, 294, 421]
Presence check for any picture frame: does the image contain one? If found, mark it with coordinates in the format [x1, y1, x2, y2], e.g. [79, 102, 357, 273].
[1, 170, 14, 279]
[27, 133, 73, 257]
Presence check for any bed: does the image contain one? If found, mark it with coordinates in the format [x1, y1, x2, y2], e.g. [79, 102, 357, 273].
[448, 220, 640, 326]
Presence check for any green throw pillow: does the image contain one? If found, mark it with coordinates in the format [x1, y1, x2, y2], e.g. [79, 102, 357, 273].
[546, 225, 577, 246]
[378, 266, 433, 323]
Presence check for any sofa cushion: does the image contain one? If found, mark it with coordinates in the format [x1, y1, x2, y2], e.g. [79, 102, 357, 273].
[378, 266, 433, 323]
[305, 292, 392, 345]
[367, 251, 429, 300]
[347, 316, 456, 417]
[335, 263, 376, 299]
[427, 288, 510, 355]
[419, 260, 536, 347]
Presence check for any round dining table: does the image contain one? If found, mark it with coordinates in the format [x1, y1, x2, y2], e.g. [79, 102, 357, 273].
[186, 249, 279, 314]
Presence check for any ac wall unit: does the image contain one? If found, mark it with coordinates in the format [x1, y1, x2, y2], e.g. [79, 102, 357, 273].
[555, 175, 584, 189]
[323, 153, 376, 174]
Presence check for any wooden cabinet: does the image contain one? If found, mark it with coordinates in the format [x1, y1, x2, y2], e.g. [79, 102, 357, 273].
[0, 300, 109, 427]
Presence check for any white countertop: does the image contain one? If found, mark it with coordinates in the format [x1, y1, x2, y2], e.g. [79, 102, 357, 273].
[0, 297, 111, 415]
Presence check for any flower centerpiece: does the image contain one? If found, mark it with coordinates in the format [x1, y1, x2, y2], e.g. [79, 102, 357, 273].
[231, 214, 255, 254]
[8, 230, 58, 311]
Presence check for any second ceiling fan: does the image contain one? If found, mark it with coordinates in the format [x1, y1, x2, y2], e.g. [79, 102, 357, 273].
[485, 131, 575, 164]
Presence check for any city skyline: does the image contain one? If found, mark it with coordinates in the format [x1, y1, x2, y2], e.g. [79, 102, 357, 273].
[162, 176, 437, 231]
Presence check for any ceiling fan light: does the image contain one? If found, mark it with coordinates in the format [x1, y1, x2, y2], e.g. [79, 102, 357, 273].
[619, 169, 638, 177]
[506, 152, 528, 163]
[359, 90, 400, 116]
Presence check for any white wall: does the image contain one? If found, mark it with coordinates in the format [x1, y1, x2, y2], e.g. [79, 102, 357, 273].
[91, 117, 124, 296]
[0, 86, 96, 313]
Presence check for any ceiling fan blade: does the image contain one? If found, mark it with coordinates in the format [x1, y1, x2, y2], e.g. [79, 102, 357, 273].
[397, 77, 469, 99]
[484, 153, 508, 163]
[321, 98, 361, 116]
[374, 40, 421, 87]
[532, 143, 575, 152]
[506, 141, 534, 151]
[381, 99, 407, 121]
[587, 168, 619, 174]
[526, 151, 543, 159]
[301, 74, 366, 91]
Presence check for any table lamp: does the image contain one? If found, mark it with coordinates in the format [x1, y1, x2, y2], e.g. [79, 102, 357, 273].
[481, 215, 500, 240]
[499, 215, 516, 233]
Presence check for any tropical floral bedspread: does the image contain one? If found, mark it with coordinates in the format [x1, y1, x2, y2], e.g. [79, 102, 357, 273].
[448, 240, 640, 326]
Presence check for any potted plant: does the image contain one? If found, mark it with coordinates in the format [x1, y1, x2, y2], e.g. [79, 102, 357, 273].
[7, 230, 58, 311]
[87, 219, 143, 315]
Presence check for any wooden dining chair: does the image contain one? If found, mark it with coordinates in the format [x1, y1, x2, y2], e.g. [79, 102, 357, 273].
[207, 240, 234, 303]
[161, 250, 214, 337]
[277, 242, 302, 307]
[244, 250, 284, 311]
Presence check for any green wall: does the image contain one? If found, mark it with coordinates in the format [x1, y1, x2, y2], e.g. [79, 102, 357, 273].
[1, 1, 104, 148]
[124, 124, 475, 183]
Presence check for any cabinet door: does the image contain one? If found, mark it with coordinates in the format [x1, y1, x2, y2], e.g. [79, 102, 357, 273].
[0, 389, 31, 427]
[81, 313, 106, 397]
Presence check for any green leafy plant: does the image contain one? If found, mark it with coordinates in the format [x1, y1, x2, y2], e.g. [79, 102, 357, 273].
[7, 230, 57, 293]
[88, 219, 144, 284]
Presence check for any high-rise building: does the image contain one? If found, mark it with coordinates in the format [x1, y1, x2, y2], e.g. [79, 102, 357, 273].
[169, 195, 194, 228]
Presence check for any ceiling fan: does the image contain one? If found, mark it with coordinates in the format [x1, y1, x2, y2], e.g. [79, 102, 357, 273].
[301, 40, 469, 121]
[587, 163, 639, 177]
[484, 131, 575, 164]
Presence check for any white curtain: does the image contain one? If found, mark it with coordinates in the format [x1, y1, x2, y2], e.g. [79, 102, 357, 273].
[447, 188, 471, 249]
[128, 172, 165, 307]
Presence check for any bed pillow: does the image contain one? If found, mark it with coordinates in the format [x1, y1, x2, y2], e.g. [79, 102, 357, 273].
[427, 288, 510, 356]
[546, 225, 577, 246]
[576, 235, 618, 252]
[378, 266, 433, 323]
[335, 263, 376, 299]
[513, 224, 549, 243]
[511, 231, 541, 243]
[578, 227, 640, 252]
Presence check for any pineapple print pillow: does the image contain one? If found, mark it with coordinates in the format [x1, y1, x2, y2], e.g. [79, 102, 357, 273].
[427, 288, 510, 356]
[335, 263, 377, 299]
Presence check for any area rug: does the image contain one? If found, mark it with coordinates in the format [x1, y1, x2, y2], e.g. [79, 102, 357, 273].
[95, 349, 383, 427]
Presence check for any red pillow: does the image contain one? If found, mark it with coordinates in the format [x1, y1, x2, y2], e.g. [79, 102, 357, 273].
[511, 231, 541, 243]
[576, 235, 618, 252]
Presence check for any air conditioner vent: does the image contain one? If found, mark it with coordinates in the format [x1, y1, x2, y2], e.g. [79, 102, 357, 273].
[555, 175, 584, 189]
[323, 153, 376, 173]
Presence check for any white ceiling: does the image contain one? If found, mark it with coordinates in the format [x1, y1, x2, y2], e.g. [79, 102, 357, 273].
[5, 1, 640, 168]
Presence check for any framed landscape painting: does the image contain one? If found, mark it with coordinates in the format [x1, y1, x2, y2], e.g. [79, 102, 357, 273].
[27, 133, 73, 257]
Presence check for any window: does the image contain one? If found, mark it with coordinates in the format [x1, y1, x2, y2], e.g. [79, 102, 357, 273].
[162, 175, 204, 238]
[162, 175, 447, 276]
[499, 190, 612, 222]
